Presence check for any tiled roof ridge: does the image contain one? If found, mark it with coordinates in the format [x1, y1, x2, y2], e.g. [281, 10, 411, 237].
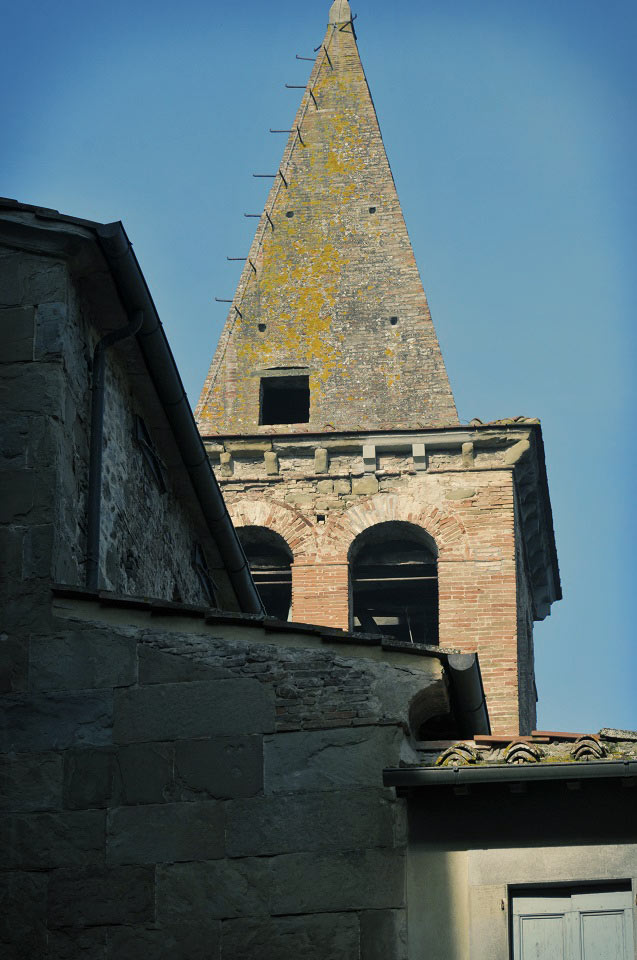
[422, 729, 637, 769]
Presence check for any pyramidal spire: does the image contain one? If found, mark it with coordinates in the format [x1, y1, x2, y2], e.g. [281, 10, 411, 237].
[196, 4, 458, 435]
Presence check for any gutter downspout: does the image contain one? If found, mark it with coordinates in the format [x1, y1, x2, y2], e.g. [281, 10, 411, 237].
[443, 652, 491, 737]
[94, 221, 264, 615]
[86, 311, 144, 590]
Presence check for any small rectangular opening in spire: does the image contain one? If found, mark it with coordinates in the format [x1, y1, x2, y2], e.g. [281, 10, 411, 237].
[260, 374, 310, 425]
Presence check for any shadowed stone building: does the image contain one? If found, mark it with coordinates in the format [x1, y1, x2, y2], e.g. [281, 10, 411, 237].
[1, 2, 635, 959]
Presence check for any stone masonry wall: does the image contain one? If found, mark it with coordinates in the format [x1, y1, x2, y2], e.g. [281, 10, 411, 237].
[0, 600, 445, 959]
[0, 240, 236, 615]
[210, 436, 537, 734]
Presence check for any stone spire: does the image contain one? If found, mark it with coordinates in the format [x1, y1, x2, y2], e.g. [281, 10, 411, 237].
[328, 0, 351, 24]
[196, 4, 458, 435]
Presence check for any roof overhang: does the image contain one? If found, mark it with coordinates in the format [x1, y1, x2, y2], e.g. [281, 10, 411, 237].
[384, 759, 637, 790]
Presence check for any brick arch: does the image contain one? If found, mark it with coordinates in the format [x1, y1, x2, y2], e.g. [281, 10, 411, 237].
[228, 499, 315, 561]
[327, 493, 472, 562]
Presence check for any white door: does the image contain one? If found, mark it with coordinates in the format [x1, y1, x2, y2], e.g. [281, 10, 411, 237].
[512, 888, 635, 960]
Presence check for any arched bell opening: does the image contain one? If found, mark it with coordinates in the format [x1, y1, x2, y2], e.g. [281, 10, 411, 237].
[349, 521, 438, 644]
[236, 526, 293, 620]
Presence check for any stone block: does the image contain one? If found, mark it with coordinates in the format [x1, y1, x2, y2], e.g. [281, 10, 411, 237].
[412, 442, 427, 471]
[225, 439, 272, 453]
[0, 306, 34, 362]
[226, 788, 396, 857]
[264, 451, 279, 475]
[0, 363, 64, 417]
[25, 260, 68, 304]
[219, 451, 233, 477]
[114, 741, 173, 804]
[0, 692, 113, 752]
[314, 497, 340, 510]
[284, 491, 315, 506]
[503, 437, 531, 465]
[0, 871, 47, 952]
[221, 912, 359, 960]
[0, 631, 28, 694]
[34, 301, 67, 359]
[446, 486, 476, 501]
[264, 725, 402, 793]
[0, 520, 24, 582]
[352, 475, 379, 495]
[2, 809, 105, 869]
[363, 444, 377, 472]
[107, 801, 224, 865]
[269, 849, 405, 914]
[0, 469, 50, 524]
[138, 645, 232, 685]
[334, 478, 351, 494]
[114, 679, 274, 744]
[1, 584, 52, 641]
[48, 866, 155, 928]
[462, 441, 474, 467]
[29, 629, 137, 692]
[63, 748, 114, 809]
[107, 924, 220, 960]
[314, 447, 329, 473]
[0, 253, 23, 305]
[157, 859, 270, 923]
[0, 752, 63, 811]
[0, 414, 33, 467]
[360, 909, 408, 960]
[21, 523, 54, 579]
[316, 479, 333, 493]
[175, 736, 262, 799]
[46, 928, 108, 960]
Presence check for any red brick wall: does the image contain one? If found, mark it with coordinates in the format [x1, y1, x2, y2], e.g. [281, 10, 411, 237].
[220, 452, 536, 735]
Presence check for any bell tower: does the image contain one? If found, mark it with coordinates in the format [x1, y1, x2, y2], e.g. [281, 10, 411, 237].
[196, 0, 561, 735]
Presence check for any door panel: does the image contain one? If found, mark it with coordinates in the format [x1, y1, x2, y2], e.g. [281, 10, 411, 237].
[518, 914, 567, 959]
[512, 887, 635, 960]
[580, 911, 625, 960]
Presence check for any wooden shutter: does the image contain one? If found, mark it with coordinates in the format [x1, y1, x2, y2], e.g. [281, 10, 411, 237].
[512, 888, 635, 960]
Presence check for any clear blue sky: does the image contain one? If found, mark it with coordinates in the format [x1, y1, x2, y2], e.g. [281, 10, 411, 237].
[3, 0, 635, 732]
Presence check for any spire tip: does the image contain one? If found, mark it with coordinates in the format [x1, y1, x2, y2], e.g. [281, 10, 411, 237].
[328, 0, 351, 25]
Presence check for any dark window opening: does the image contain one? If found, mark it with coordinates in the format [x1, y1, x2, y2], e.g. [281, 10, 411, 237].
[369, 206, 377, 214]
[258, 323, 266, 332]
[350, 522, 438, 645]
[260, 374, 310, 425]
[286, 211, 294, 218]
[238, 526, 292, 620]
[389, 316, 398, 326]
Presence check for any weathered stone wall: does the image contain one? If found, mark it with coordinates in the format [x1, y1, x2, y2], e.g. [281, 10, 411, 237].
[207, 431, 545, 734]
[0, 596, 445, 958]
[0, 239, 236, 614]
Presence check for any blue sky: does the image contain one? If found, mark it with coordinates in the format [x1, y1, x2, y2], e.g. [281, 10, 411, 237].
[3, 0, 635, 732]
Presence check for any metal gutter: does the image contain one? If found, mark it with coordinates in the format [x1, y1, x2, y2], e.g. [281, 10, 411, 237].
[383, 759, 637, 789]
[443, 653, 491, 737]
[95, 221, 264, 615]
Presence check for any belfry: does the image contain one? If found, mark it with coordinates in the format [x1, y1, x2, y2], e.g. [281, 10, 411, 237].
[196, 0, 561, 735]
